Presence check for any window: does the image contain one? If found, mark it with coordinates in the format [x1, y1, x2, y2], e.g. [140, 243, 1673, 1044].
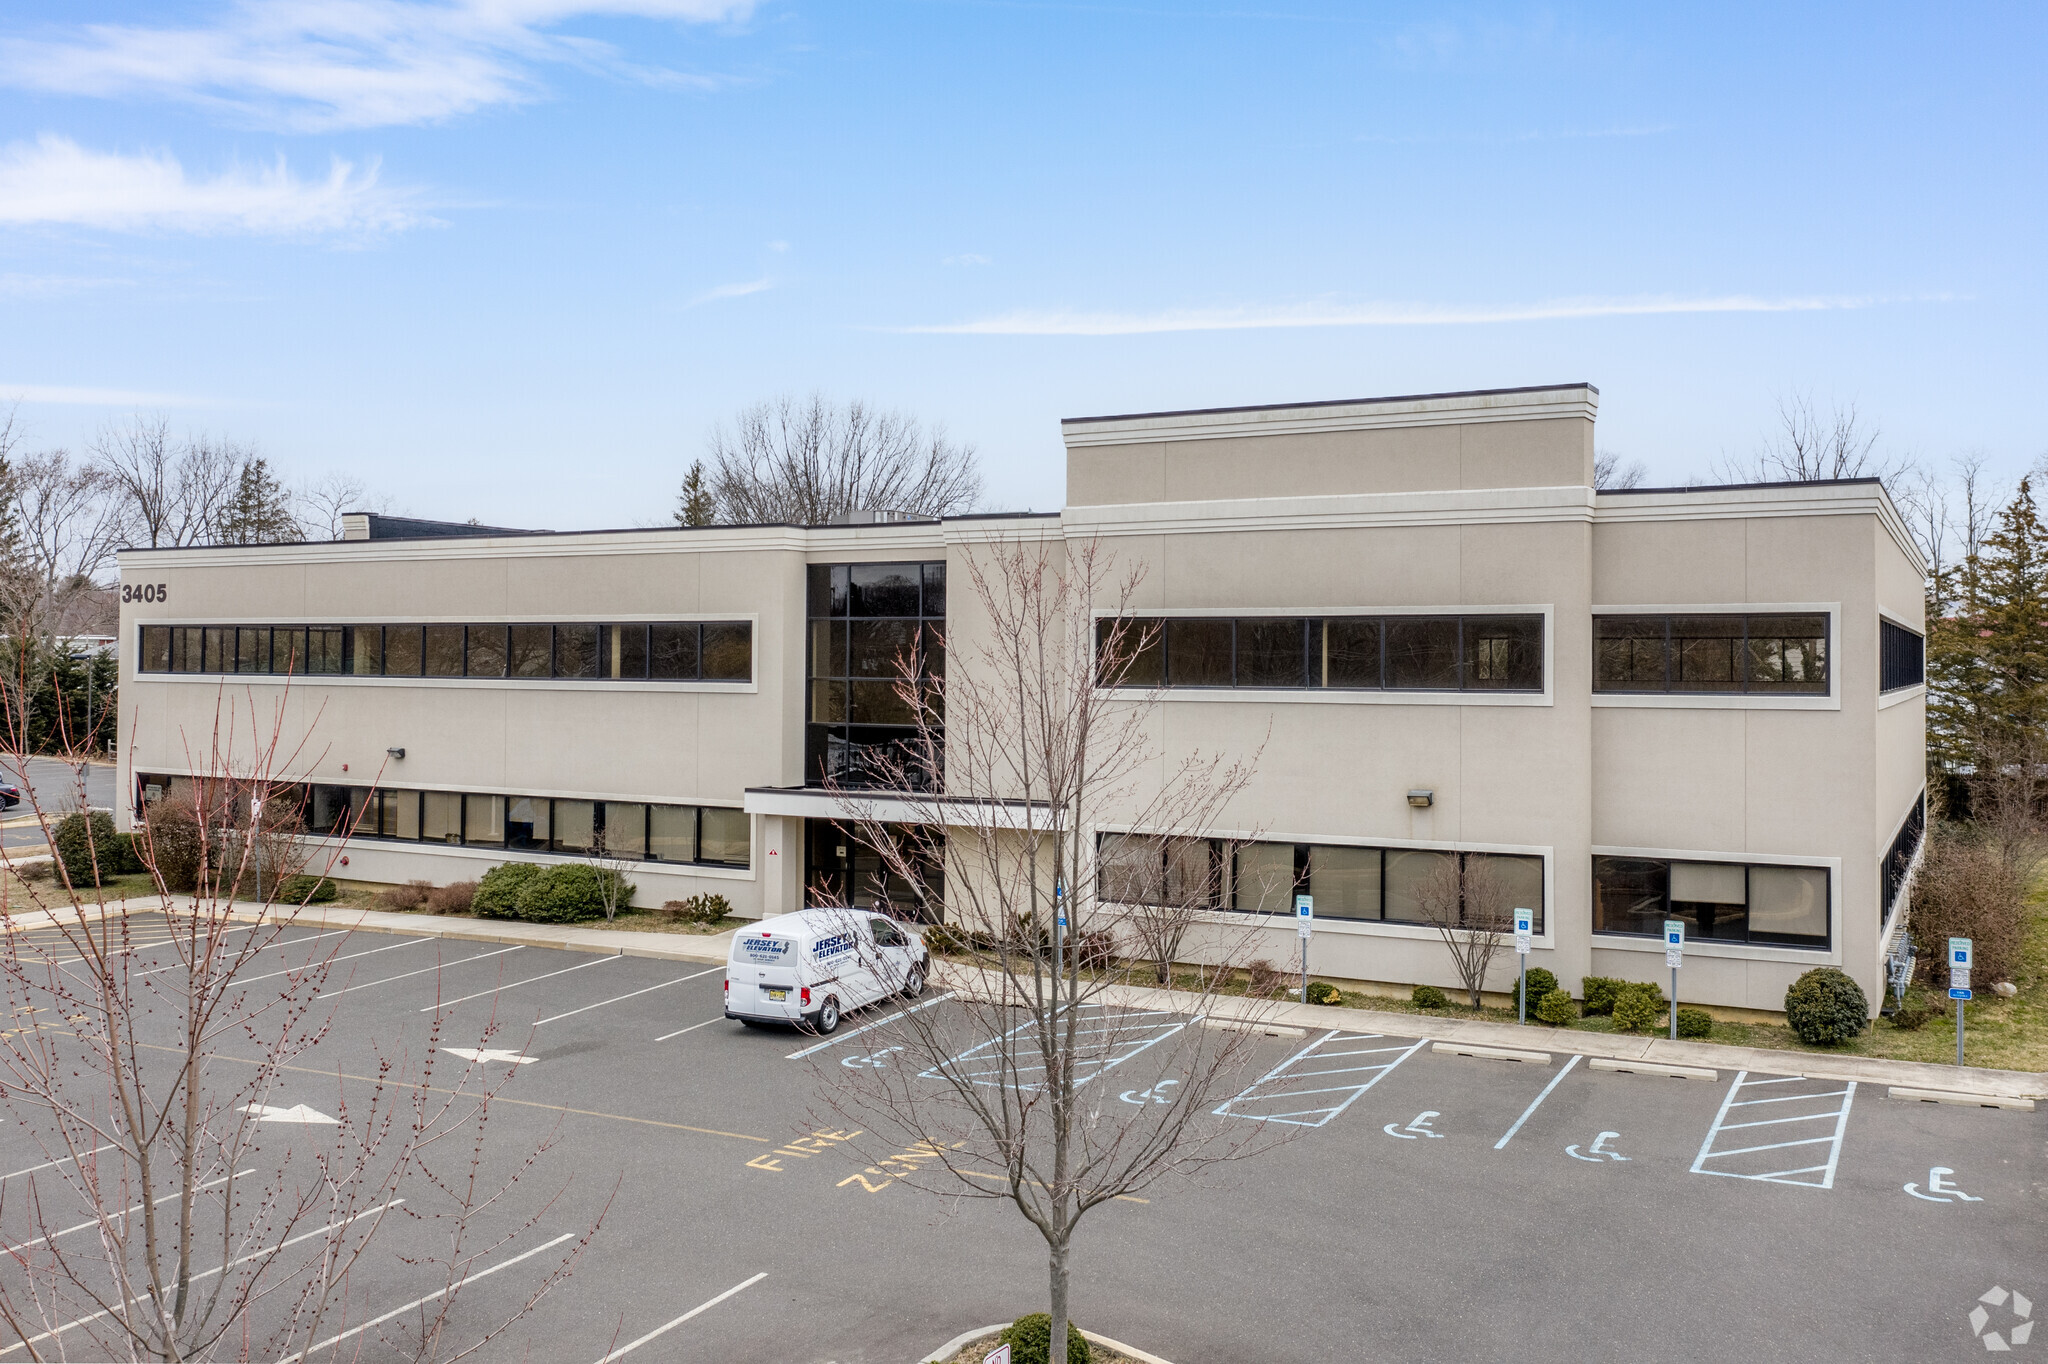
[1595, 614, 1830, 695]
[1881, 793, 1926, 924]
[465, 794, 505, 847]
[134, 619, 752, 682]
[553, 799, 596, 853]
[649, 805, 697, 862]
[1593, 855, 1830, 948]
[422, 790, 463, 844]
[1099, 834, 1543, 931]
[1095, 615, 1545, 692]
[699, 807, 751, 865]
[807, 562, 945, 788]
[507, 796, 550, 850]
[599, 802, 646, 856]
[1881, 619, 1925, 692]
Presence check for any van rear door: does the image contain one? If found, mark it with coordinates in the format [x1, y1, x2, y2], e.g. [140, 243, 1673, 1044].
[730, 930, 802, 1020]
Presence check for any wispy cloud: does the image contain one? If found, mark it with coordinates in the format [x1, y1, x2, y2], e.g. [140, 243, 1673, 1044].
[0, 381, 209, 407]
[690, 275, 772, 305]
[0, 1, 756, 131]
[0, 134, 423, 235]
[894, 294, 1909, 336]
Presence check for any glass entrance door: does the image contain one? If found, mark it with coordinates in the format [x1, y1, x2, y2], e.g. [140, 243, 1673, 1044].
[804, 818, 944, 922]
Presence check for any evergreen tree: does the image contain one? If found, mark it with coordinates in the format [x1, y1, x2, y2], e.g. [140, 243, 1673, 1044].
[675, 459, 716, 526]
[1928, 477, 2048, 781]
[215, 458, 301, 545]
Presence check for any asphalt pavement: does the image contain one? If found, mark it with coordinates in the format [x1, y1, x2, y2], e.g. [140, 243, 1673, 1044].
[0, 918, 2037, 1363]
[0, 758, 116, 848]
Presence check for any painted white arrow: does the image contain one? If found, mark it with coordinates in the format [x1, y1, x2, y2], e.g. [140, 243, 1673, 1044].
[446, 1048, 537, 1066]
[241, 1103, 338, 1125]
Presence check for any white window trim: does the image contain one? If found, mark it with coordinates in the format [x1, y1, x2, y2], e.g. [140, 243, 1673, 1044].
[1877, 684, 1924, 711]
[1095, 822, 1556, 949]
[1090, 604, 1555, 709]
[1588, 602, 1839, 712]
[1590, 843, 1841, 966]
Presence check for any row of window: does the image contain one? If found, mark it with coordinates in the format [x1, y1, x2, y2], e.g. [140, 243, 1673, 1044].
[1880, 793, 1927, 925]
[1097, 616, 1543, 692]
[138, 622, 754, 683]
[808, 562, 947, 788]
[1095, 836, 1834, 949]
[1593, 614, 1828, 695]
[1880, 619, 1926, 693]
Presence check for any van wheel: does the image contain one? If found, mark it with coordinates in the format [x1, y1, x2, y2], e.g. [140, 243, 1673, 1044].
[901, 967, 926, 1000]
[816, 998, 841, 1034]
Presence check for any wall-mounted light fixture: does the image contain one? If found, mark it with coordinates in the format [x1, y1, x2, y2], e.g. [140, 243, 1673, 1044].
[1407, 789, 1434, 808]
[386, 747, 406, 759]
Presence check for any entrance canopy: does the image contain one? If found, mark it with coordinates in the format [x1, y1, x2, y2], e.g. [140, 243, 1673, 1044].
[742, 786, 1063, 830]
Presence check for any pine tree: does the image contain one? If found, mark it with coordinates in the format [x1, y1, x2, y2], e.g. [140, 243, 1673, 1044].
[215, 458, 301, 545]
[675, 460, 716, 526]
[1928, 477, 2048, 779]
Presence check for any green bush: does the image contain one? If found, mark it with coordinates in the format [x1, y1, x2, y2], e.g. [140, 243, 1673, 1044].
[1534, 988, 1578, 1026]
[1508, 966, 1559, 1015]
[53, 810, 134, 884]
[1675, 1007, 1713, 1039]
[1305, 980, 1342, 1006]
[1784, 967, 1868, 1046]
[1581, 976, 1624, 1016]
[277, 874, 337, 904]
[999, 1314, 1091, 1364]
[1611, 984, 1662, 1033]
[1411, 984, 1449, 1010]
[141, 800, 203, 892]
[472, 863, 543, 919]
[514, 864, 630, 924]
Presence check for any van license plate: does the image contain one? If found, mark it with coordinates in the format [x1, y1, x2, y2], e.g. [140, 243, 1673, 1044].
[766, 988, 788, 1001]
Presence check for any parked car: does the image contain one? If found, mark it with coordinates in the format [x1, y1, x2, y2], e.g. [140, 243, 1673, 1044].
[723, 906, 929, 1033]
[0, 784, 19, 810]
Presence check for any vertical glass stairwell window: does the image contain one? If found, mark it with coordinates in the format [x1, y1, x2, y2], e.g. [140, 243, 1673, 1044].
[806, 561, 946, 789]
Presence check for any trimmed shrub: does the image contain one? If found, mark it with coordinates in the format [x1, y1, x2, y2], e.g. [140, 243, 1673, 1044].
[661, 892, 732, 925]
[1534, 988, 1578, 1026]
[53, 810, 131, 885]
[1675, 1007, 1713, 1039]
[141, 800, 203, 892]
[472, 863, 543, 919]
[277, 874, 337, 904]
[427, 880, 477, 914]
[1611, 984, 1661, 1033]
[376, 880, 435, 911]
[514, 864, 626, 924]
[1508, 966, 1559, 1016]
[1305, 980, 1342, 1006]
[1785, 967, 1868, 1046]
[1412, 984, 1449, 1010]
[999, 1314, 1091, 1364]
[1580, 976, 1624, 1016]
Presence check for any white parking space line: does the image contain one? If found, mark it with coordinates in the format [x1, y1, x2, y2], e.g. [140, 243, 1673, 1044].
[534, 967, 721, 1025]
[785, 992, 957, 1059]
[2, 1171, 246, 1254]
[592, 1271, 768, 1364]
[927, 1007, 1197, 1092]
[1691, 1070, 1859, 1188]
[135, 927, 349, 976]
[1214, 1033, 1427, 1128]
[277, 1231, 576, 1364]
[1, 1143, 117, 1183]
[232, 936, 430, 988]
[422, 952, 620, 1012]
[655, 1017, 726, 1042]
[322, 946, 524, 998]
[1493, 1054, 1583, 1149]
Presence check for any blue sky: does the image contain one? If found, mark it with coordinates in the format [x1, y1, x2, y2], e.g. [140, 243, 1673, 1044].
[0, 2, 2041, 526]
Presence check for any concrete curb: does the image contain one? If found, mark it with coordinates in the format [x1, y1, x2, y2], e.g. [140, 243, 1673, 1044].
[921, 1324, 1174, 1364]
[210, 901, 738, 966]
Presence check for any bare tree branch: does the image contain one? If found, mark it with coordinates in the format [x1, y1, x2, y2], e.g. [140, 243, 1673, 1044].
[705, 393, 982, 524]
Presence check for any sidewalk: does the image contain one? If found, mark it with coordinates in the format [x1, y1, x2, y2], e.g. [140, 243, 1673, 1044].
[220, 900, 740, 966]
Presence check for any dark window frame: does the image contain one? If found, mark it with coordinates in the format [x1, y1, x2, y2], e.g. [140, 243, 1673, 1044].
[1094, 614, 1546, 693]
[1880, 618, 1925, 693]
[1881, 791, 1927, 925]
[136, 621, 754, 683]
[1593, 612, 1832, 697]
[806, 561, 947, 789]
[1592, 854, 1832, 949]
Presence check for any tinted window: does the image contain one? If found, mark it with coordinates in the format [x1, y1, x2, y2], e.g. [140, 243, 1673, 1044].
[701, 623, 751, 680]
[142, 625, 171, 673]
[348, 626, 383, 675]
[1323, 618, 1380, 687]
[849, 564, 920, 616]
[465, 625, 507, 678]
[509, 625, 551, 677]
[610, 624, 648, 679]
[1386, 618, 1458, 689]
[423, 625, 464, 677]
[553, 624, 598, 678]
[1463, 617, 1541, 690]
[1594, 616, 1665, 690]
[1165, 619, 1233, 686]
[1237, 619, 1305, 687]
[384, 626, 423, 676]
[1881, 619, 1924, 692]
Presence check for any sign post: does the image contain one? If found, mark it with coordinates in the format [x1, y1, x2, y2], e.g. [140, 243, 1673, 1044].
[1295, 894, 1314, 1001]
[1949, 936, 1973, 1067]
[1513, 908, 1533, 1024]
[251, 797, 265, 904]
[1664, 920, 1685, 1040]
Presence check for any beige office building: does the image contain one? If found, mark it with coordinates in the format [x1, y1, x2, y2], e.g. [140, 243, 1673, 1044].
[115, 383, 1928, 1014]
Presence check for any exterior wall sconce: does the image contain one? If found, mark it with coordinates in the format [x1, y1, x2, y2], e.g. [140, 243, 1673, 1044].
[387, 747, 406, 759]
[1407, 789, 1434, 808]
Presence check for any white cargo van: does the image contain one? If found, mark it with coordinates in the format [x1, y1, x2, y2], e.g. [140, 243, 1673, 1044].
[723, 906, 930, 1033]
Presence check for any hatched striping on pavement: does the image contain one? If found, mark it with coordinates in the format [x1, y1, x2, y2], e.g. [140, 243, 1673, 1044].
[922, 1003, 1194, 1092]
[1691, 1071, 1857, 1188]
[1213, 1030, 1427, 1128]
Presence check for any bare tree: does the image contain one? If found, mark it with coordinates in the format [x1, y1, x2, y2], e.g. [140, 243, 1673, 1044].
[821, 535, 1279, 1364]
[1412, 853, 1516, 1009]
[12, 450, 123, 595]
[587, 831, 636, 923]
[90, 417, 242, 548]
[295, 472, 388, 542]
[705, 392, 982, 524]
[0, 690, 598, 1360]
[1593, 449, 1645, 490]
[1714, 391, 1908, 486]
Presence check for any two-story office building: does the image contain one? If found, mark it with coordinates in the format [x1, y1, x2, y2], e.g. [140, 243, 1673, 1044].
[115, 383, 1927, 1014]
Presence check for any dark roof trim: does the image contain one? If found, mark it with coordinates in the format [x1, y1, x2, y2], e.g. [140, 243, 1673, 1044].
[357, 512, 542, 539]
[1600, 477, 1884, 496]
[1062, 382, 1598, 426]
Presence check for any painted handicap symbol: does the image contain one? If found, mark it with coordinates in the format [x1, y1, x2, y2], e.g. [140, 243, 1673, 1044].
[1904, 1166, 1982, 1203]
[840, 1046, 906, 1070]
[1119, 1079, 1180, 1106]
[1383, 1111, 1445, 1140]
[1566, 1131, 1630, 1163]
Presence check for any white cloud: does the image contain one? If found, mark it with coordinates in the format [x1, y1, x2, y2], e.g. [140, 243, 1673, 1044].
[894, 294, 1904, 336]
[0, 272, 131, 296]
[690, 275, 772, 305]
[0, 133, 423, 235]
[0, 381, 208, 407]
[943, 253, 991, 266]
[0, 0, 756, 131]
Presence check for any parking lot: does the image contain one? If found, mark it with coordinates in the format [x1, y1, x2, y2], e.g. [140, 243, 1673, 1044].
[0, 918, 2039, 1362]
